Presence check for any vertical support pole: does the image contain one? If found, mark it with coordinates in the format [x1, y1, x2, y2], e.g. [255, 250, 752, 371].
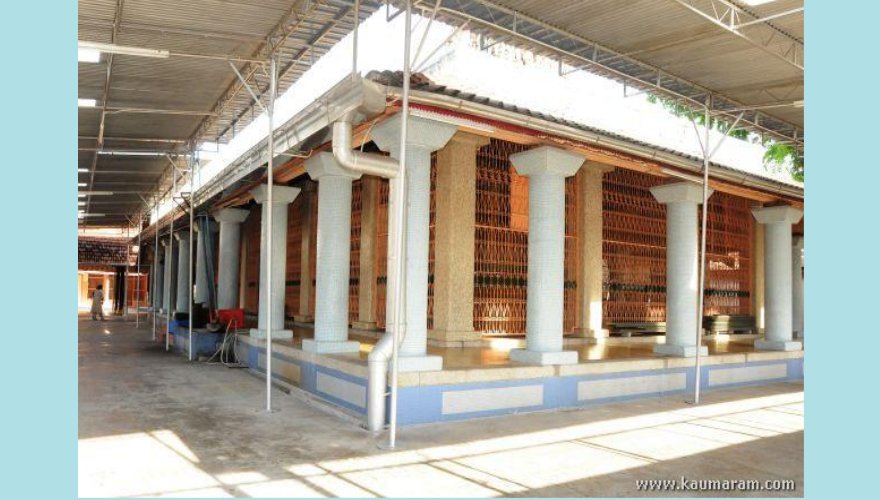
[352, 0, 360, 74]
[124, 226, 131, 317]
[135, 215, 142, 327]
[389, 0, 412, 450]
[265, 56, 277, 413]
[167, 161, 176, 352]
[694, 108, 710, 405]
[188, 151, 195, 361]
[153, 200, 159, 341]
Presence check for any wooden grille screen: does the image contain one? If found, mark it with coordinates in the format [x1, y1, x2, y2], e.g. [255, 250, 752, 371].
[702, 191, 753, 316]
[376, 179, 389, 329]
[473, 139, 578, 336]
[242, 205, 261, 316]
[349, 179, 362, 323]
[603, 169, 667, 323]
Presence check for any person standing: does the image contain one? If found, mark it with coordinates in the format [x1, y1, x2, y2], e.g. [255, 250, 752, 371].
[91, 284, 105, 321]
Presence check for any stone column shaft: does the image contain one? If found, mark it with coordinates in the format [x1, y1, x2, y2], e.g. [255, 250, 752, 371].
[302, 152, 361, 353]
[575, 162, 613, 338]
[174, 233, 191, 313]
[650, 182, 712, 357]
[214, 208, 249, 310]
[154, 251, 164, 311]
[792, 235, 804, 338]
[193, 221, 216, 305]
[372, 114, 457, 372]
[508, 146, 586, 366]
[162, 239, 176, 313]
[753, 223, 766, 333]
[753, 205, 803, 351]
[250, 184, 301, 340]
[431, 132, 489, 346]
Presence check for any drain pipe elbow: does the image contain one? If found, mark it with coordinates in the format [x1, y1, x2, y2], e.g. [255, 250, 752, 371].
[366, 331, 394, 432]
[332, 119, 398, 179]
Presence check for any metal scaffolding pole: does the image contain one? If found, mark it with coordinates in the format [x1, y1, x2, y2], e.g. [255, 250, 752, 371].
[135, 214, 142, 328]
[152, 199, 159, 341]
[265, 56, 277, 413]
[388, 0, 413, 450]
[124, 226, 131, 317]
[166, 160, 177, 352]
[692, 109, 744, 405]
[188, 150, 195, 361]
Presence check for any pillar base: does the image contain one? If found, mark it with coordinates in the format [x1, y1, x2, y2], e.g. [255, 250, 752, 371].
[509, 349, 578, 365]
[351, 321, 379, 331]
[754, 339, 803, 351]
[428, 329, 483, 344]
[653, 344, 708, 357]
[301, 339, 360, 354]
[573, 327, 610, 339]
[293, 315, 314, 323]
[397, 354, 443, 372]
[249, 328, 293, 340]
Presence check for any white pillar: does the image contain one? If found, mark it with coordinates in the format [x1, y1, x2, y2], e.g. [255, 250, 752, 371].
[249, 184, 301, 340]
[372, 114, 457, 372]
[792, 235, 804, 339]
[503, 146, 585, 365]
[301, 153, 362, 353]
[174, 232, 191, 314]
[753, 206, 803, 351]
[650, 182, 712, 357]
[193, 220, 217, 306]
[213, 208, 249, 310]
[154, 250, 164, 311]
[161, 238, 175, 313]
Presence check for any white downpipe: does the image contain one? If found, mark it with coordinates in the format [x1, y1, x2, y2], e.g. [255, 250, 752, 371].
[332, 119, 398, 178]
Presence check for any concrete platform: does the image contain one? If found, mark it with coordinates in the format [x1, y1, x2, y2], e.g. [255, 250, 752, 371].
[232, 327, 803, 426]
[79, 315, 804, 498]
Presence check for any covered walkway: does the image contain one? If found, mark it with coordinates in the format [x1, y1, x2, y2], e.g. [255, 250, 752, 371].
[79, 316, 803, 497]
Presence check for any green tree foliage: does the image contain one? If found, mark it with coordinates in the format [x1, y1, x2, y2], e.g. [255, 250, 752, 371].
[647, 95, 803, 181]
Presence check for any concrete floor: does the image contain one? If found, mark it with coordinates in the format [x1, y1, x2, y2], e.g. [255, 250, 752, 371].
[80, 315, 803, 498]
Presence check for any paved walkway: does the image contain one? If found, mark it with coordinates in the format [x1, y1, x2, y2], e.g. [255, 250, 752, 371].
[79, 315, 803, 497]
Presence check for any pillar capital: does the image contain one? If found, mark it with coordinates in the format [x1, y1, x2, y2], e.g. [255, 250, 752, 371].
[305, 152, 362, 181]
[370, 114, 457, 154]
[193, 220, 217, 233]
[173, 232, 190, 242]
[447, 131, 490, 149]
[582, 159, 615, 175]
[650, 181, 712, 205]
[213, 207, 249, 224]
[752, 205, 803, 225]
[250, 184, 301, 205]
[160, 238, 172, 247]
[510, 145, 585, 178]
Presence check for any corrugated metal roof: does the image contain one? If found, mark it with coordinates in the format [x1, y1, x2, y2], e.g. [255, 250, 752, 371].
[421, 0, 803, 143]
[78, 0, 382, 227]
